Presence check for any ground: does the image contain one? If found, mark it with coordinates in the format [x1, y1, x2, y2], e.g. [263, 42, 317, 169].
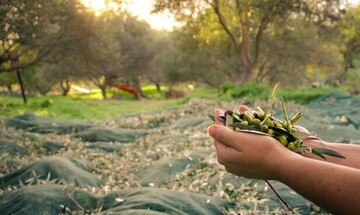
[0, 94, 359, 214]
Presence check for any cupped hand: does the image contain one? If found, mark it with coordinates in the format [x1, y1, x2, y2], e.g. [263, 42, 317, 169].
[208, 107, 301, 180]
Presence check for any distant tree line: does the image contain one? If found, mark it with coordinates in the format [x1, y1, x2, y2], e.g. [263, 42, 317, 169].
[1, 0, 360, 99]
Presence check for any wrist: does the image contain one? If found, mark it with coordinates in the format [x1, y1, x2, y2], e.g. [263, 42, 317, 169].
[264, 144, 303, 180]
[272, 152, 305, 182]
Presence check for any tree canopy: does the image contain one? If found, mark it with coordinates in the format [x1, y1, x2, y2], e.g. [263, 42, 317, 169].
[0, 0, 359, 97]
[154, 0, 345, 85]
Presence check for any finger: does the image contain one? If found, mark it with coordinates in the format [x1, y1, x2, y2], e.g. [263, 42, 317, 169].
[213, 141, 244, 165]
[214, 109, 225, 125]
[294, 125, 309, 133]
[238, 105, 250, 112]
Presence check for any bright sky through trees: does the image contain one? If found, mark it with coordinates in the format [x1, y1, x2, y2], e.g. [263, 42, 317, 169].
[82, 0, 119, 16]
[81, 0, 179, 31]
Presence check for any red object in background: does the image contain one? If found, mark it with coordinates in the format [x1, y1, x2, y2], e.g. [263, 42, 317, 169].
[113, 84, 138, 97]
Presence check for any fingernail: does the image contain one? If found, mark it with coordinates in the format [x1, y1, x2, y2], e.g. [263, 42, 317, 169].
[215, 109, 224, 116]
[207, 125, 217, 137]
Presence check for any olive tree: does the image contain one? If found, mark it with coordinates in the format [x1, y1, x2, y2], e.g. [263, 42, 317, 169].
[154, 0, 343, 84]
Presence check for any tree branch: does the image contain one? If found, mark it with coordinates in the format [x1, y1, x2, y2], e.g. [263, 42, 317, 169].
[254, 14, 271, 65]
[208, 0, 239, 49]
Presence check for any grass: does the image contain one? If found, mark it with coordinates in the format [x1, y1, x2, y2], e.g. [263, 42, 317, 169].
[0, 84, 222, 120]
[0, 83, 348, 120]
[278, 87, 344, 104]
[0, 94, 188, 120]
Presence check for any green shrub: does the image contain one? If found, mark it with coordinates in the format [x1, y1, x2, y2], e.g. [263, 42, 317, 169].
[227, 82, 271, 100]
[219, 82, 235, 94]
[218, 82, 345, 104]
[40, 99, 53, 108]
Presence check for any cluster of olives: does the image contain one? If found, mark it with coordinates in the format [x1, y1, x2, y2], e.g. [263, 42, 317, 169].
[219, 107, 304, 152]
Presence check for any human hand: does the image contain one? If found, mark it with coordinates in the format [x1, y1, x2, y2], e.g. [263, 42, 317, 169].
[208, 108, 302, 180]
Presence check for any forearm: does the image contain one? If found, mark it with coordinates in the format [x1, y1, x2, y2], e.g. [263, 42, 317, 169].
[275, 155, 360, 214]
[303, 138, 360, 169]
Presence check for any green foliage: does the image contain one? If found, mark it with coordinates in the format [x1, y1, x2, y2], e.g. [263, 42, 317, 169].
[0, 0, 80, 73]
[154, 0, 343, 84]
[187, 87, 219, 99]
[278, 87, 344, 105]
[0, 72, 17, 89]
[141, 85, 167, 99]
[22, 66, 57, 95]
[224, 82, 271, 101]
[218, 82, 345, 104]
[40, 99, 53, 108]
[219, 82, 235, 94]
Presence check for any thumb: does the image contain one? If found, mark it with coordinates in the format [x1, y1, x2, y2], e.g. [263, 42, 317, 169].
[208, 124, 241, 148]
[208, 124, 276, 151]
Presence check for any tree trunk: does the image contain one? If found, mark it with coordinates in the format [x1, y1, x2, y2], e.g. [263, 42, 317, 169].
[6, 84, 13, 94]
[60, 80, 70, 96]
[236, 41, 254, 84]
[133, 77, 146, 99]
[339, 52, 354, 83]
[101, 86, 107, 99]
[240, 66, 253, 82]
[149, 78, 161, 92]
[101, 77, 109, 99]
[16, 69, 27, 104]
[155, 82, 161, 92]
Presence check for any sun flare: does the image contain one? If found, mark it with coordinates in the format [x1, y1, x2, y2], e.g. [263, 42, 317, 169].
[82, 0, 119, 16]
[81, 0, 180, 31]
[124, 0, 180, 31]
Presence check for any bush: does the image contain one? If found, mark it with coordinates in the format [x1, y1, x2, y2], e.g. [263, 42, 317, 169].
[226, 82, 271, 100]
[40, 99, 53, 108]
[219, 82, 235, 94]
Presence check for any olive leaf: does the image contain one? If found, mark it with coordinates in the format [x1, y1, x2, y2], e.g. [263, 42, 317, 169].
[290, 112, 304, 125]
[208, 114, 226, 124]
[208, 114, 215, 122]
[313, 148, 346, 159]
[268, 126, 298, 142]
[280, 96, 290, 126]
[309, 148, 327, 160]
[270, 82, 280, 107]
[230, 122, 268, 134]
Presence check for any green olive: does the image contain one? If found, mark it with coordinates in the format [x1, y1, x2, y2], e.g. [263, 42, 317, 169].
[262, 125, 269, 133]
[278, 136, 288, 146]
[244, 112, 254, 124]
[268, 129, 274, 136]
[287, 142, 295, 151]
[241, 120, 249, 126]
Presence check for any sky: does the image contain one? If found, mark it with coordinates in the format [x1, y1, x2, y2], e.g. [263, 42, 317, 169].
[82, 0, 179, 31]
[123, 0, 180, 31]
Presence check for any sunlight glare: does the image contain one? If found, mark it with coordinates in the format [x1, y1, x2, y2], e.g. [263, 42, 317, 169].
[82, 0, 119, 16]
[82, 0, 181, 30]
[123, 0, 181, 31]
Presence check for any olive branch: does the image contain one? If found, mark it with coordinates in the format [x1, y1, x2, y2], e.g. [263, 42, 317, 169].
[208, 83, 345, 211]
[209, 83, 345, 159]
